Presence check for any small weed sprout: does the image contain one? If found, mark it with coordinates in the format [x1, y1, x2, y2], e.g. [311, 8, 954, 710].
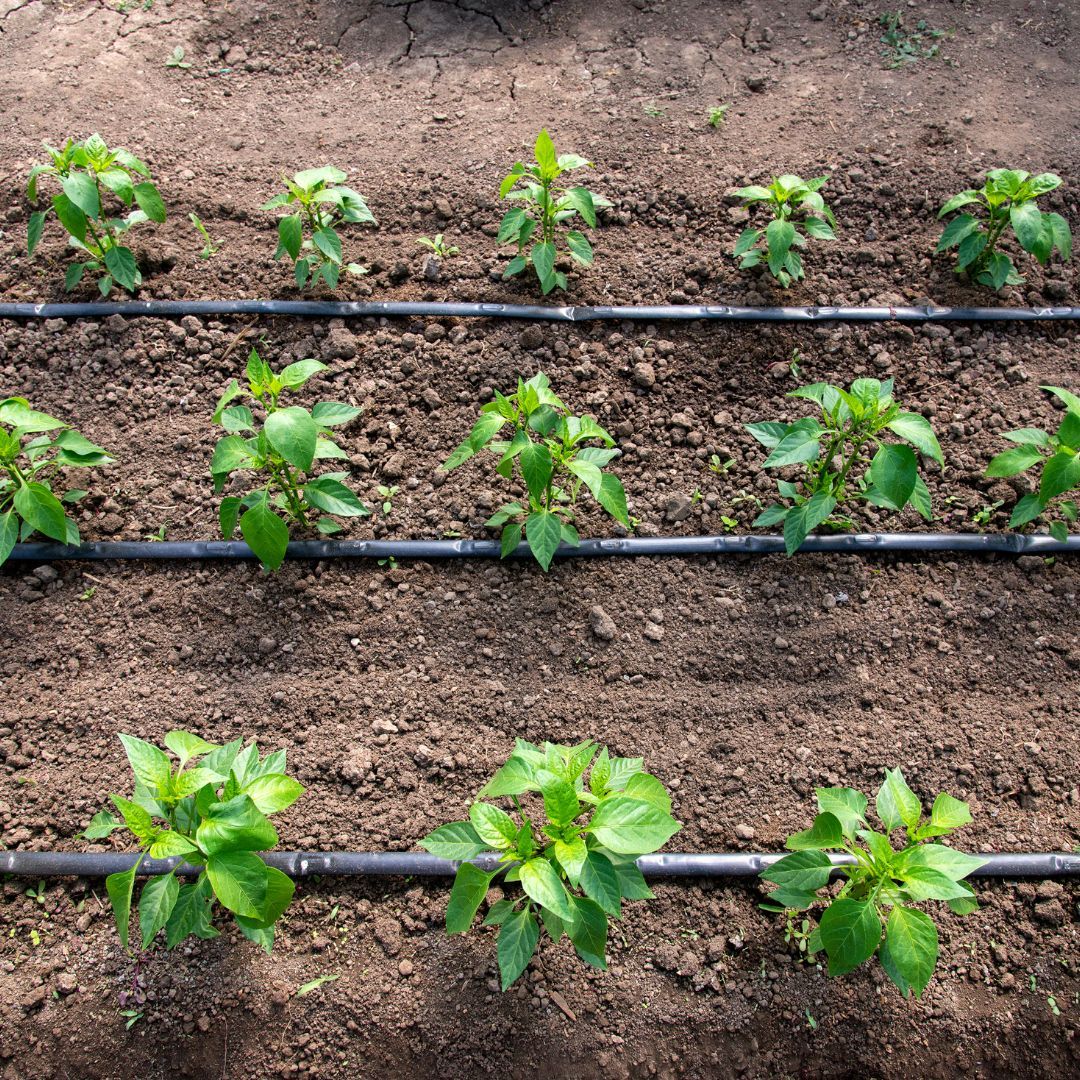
[985, 385, 1080, 540]
[189, 212, 219, 259]
[747, 378, 944, 554]
[416, 234, 459, 259]
[498, 130, 611, 295]
[165, 46, 191, 69]
[377, 484, 398, 515]
[878, 11, 948, 68]
[708, 104, 731, 128]
[211, 349, 369, 570]
[263, 166, 375, 289]
[732, 175, 836, 287]
[937, 170, 1071, 290]
[0, 397, 112, 566]
[83, 731, 304, 954]
[761, 769, 983, 998]
[420, 739, 681, 989]
[442, 373, 630, 570]
[26, 134, 167, 295]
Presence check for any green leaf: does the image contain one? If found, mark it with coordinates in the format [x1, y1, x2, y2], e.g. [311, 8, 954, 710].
[819, 898, 881, 976]
[531, 241, 557, 292]
[110, 794, 156, 843]
[567, 895, 607, 969]
[893, 844, 985, 881]
[419, 821, 487, 860]
[264, 406, 317, 472]
[27, 210, 47, 256]
[519, 858, 576, 921]
[614, 861, 654, 900]
[103, 246, 139, 293]
[105, 855, 144, 950]
[519, 442, 554, 503]
[469, 801, 518, 848]
[580, 851, 621, 916]
[566, 230, 594, 266]
[586, 796, 681, 855]
[313, 228, 343, 265]
[783, 492, 835, 555]
[623, 772, 672, 814]
[803, 216, 835, 240]
[524, 510, 563, 571]
[936, 213, 980, 252]
[81, 809, 120, 840]
[896, 866, 974, 902]
[235, 865, 295, 928]
[928, 792, 972, 832]
[133, 182, 166, 223]
[240, 502, 290, 572]
[534, 129, 558, 175]
[1045, 212, 1072, 261]
[938, 191, 981, 217]
[956, 230, 988, 270]
[148, 830, 200, 859]
[867, 444, 918, 510]
[876, 768, 922, 832]
[879, 906, 937, 998]
[765, 219, 796, 276]
[13, 481, 69, 543]
[164, 731, 217, 770]
[886, 413, 943, 465]
[242, 774, 304, 815]
[196, 794, 278, 855]
[303, 476, 368, 517]
[762, 426, 823, 468]
[1009, 491, 1045, 528]
[1040, 451, 1080, 502]
[277, 215, 303, 261]
[786, 812, 845, 851]
[986, 445, 1044, 478]
[138, 871, 180, 949]
[206, 851, 269, 918]
[479, 757, 537, 798]
[118, 734, 172, 794]
[535, 769, 581, 826]
[596, 472, 629, 526]
[312, 402, 361, 427]
[562, 186, 597, 227]
[497, 906, 539, 989]
[62, 172, 100, 218]
[446, 862, 494, 934]
[761, 849, 833, 892]
[165, 877, 218, 948]
[946, 880, 981, 916]
[1010, 201, 1045, 255]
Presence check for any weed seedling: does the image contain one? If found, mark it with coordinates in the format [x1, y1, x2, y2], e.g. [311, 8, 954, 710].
[420, 739, 681, 989]
[971, 500, 1003, 528]
[416, 234, 459, 259]
[442, 373, 630, 570]
[211, 349, 368, 570]
[985, 385, 1080, 540]
[165, 46, 191, 69]
[84, 731, 304, 953]
[376, 485, 398, 515]
[878, 11, 948, 68]
[642, 102, 665, 119]
[761, 769, 983, 998]
[937, 170, 1071, 289]
[26, 134, 167, 294]
[263, 166, 375, 289]
[708, 455, 735, 475]
[708, 104, 731, 128]
[0, 397, 112, 565]
[498, 130, 611, 295]
[732, 175, 836, 287]
[189, 212, 219, 259]
[747, 377, 943, 554]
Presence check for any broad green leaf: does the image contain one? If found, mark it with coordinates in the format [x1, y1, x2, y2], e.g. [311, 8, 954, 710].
[469, 801, 518, 848]
[534, 129, 558, 175]
[876, 768, 922, 832]
[27, 211, 46, 255]
[886, 413, 943, 465]
[264, 406, 317, 471]
[763, 428, 823, 469]
[879, 905, 937, 998]
[482, 899, 515, 927]
[62, 172, 100, 218]
[138, 871, 180, 949]
[896, 866, 973, 902]
[497, 906, 539, 989]
[596, 472, 630, 526]
[106, 855, 144, 950]
[206, 851, 269, 918]
[1010, 201, 1045, 255]
[985, 446, 1043, 478]
[935, 213, 980, 251]
[148, 830, 200, 859]
[784, 492, 835, 555]
[103, 246, 138, 293]
[312, 402, 361, 427]
[519, 442, 554, 503]
[133, 182, 166, 223]
[946, 880, 981, 916]
[164, 731, 217, 770]
[312, 228, 342, 265]
[586, 796, 681, 855]
[567, 895, 607, 969]
[234, 865, 295, 928]
[566, 230, 593, 266]
[118, 734, 171, 794]
[1040, 451, 1080, 502]
[196, 794, 278, 855]
[580, 851, 621, 916]
[786, 811, 845, 851]
[937, 191, 981, 217]
[13, 482, 69, 543]
[166, 877, 219, 948]
[818, 898, 881, 976]
[81, 809, 120, 840]
[893, 844, 985, 881]
[303, 477, 368, 517]
[240, 502, 290, 572]
[524, 510, 563, 571]
[1009, 492, 1045, 528]
[553, 836, 588, 884]
[614, 860, 654, 900]
[535, 769, 580, 826]
[623, 773, 671, 814]
[419, 821, 487, 860]
[519, 858, 575, 921]
[761, 849, 833, 892]
[242, 774, 304, 815]
[446, 862, 494, 934]
[479, 756, 537, 798]
[277, 215, 303, 261]
[109, 794, 156, 843]
[928, 792, 972, 832]
[866, 444, 918, 510]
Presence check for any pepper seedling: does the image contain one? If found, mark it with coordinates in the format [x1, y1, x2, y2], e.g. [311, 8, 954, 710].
[0, 397, 112, 566]
[732, 174, 836, 287]
[761, 769, 983, 998]
[985, 385, 1080, 540]
[747, 377, 943, 554]
[937, 170, 1072, 290]
[498, 129, 611, 295]
[211, 349, 368, 571]
[26, 133, 167, 295]
[420, 739, 681, 989]
[83, 731, 304, 954]
[263, 166, 375, 289]
[442, 373, 630, 570]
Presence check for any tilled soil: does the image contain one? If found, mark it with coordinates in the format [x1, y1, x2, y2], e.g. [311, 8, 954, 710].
[0, 1, 1078, 1078]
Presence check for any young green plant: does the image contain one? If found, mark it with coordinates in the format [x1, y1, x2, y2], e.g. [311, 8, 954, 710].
[263, 166, 375, 289]
[416, 234, 459, 259]
[732, 174, 836, 287]
[420, 739, 681, 990]
[937, 170, 1071, 289]
[747, 378, 943, 554]
[498, 129, 611, 295]
[442, 373, 630, 570]
[760, 769, 983, 998]
[26, 134, 167, 295]
[211, 349, 368, 571]
[0, 397, 112, 565]
[83, 731, 303, 954]
[985, 385, 1080, 540]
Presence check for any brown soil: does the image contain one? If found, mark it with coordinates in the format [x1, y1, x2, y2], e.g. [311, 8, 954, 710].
[0, 2, 1078, 1078]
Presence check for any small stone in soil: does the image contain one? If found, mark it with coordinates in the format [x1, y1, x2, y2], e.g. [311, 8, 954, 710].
[589, 605, 617, 641]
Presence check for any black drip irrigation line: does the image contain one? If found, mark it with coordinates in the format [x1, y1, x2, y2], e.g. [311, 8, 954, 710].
[3, 850, 1078, 880]
[7, 532, 1080, 564]
[1, 300, 1079, 324]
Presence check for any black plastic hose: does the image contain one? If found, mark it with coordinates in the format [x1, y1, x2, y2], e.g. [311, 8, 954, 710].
[0, 301, 1078, 323]
[6, 532, 1079, 564]
[2, 849, 1077, 880]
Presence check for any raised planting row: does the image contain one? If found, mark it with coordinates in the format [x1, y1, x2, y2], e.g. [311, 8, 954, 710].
[84, 729, 994, 1003]
[3, 358, 1079, 570]
[23, 133, 1073, 299]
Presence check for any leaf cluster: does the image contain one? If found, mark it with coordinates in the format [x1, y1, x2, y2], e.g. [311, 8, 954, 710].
[732, 174, 836, 287]
[211, 349, 368, 570]
[442, 373, 630, 570]
[748, 378, 944, 554]
[264, 166, 375, 290]
[762, 768, 983, 998]
[498, 129, 611, 295]
[985, 385, 1080, 539]
[937, 170, 1072, 290]
[84, 731, 304, 954]
[878, 11, 949, 68]
[27, 134, 167, 295]
[0, 397, 112, 565]
[420, 739, 681, 990]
